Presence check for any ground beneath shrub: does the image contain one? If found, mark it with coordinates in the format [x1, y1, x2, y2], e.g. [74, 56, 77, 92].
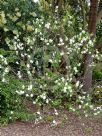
[0, 112, 102, 136]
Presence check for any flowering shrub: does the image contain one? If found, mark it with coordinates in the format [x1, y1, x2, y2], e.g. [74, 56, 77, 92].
[0, 0, 102, 124]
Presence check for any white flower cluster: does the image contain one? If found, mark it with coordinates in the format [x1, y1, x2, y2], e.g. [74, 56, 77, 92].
[0, 55, 8, 82]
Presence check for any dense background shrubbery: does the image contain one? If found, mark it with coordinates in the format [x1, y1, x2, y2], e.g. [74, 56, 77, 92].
[0, 0, 102, 124]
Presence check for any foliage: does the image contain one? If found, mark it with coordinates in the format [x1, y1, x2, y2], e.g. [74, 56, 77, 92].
[93, 65, 102, 81]
[0, 75, 24, 124]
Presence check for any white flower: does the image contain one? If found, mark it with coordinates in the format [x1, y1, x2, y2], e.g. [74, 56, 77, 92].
[54, 109, 58, 115]
[49, 59, 53, 63]
[60, 51, 64, 56]
[33, 0, 39, 3]
[75, 81, 80, 87]
[56, 6, 58, 9]
[57, 82, 61, 86]
[52, 120, 56, 124]
[41, 37, 44, 41]
[97, 111, 100, 114]
[85, 114, 88, 117]
[61, 77, 65, 82]
[86, 0, 90, 6]
[27, 55, 31, 59]
[27, 63, 30, 68]
[40, 93, 46, 100]
[28, 84, 33, 90]
[85, 103, 88, 106]
[30, 60, 33, 64]
[94, 113, 97, 116]
[16, 51, 18, 55]
[26, 94, 29, 97]
[2, 78, 6, 82]
[22, 85, 25, 89]
[89, 40, 93, 45]
[55, 20, 58, 24]
[78, 96, 82, 100]
[16, 90, 24, 95]
[37, 111, 40, 115]
[59, 38, 63, 43]
[33, 101, 36, 104]
[90, 105, 93, 109]
[20, 91, 24, 95]
[36, 61, 38, 65]
[27, 70, 31, 75]
[4, 59, 8, 65]
[40, 85, 43, 88]
[79, 105, 82, 109]
[46, 99, 49, 104]
[30, 94, 33, 97]
[42, 95, 46, 100]
[0, 55, 3, 58]
[45, 23, 50, 29]
[5, 68, 9, 73]
[35, 28, 38, 33]
[70, 39, 74, 44]
[46, 42, 50, 45]
[73, 67, 78, 73]
[82, 30, 85, 34]
[67, 86, 72, 90]
[63, 87, 67, 93]
[49, 39, 53, 43]
[9, 117, 12, 119]
[16, 61, 19, 64]
[11, 111, 14, 114]
[17, 71, 22, 79]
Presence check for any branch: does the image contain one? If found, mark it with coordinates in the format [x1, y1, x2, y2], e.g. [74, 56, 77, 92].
[79, 0, 86, 29]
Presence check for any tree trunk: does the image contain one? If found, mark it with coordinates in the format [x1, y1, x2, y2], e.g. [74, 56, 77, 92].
[83, 0, 98, 92]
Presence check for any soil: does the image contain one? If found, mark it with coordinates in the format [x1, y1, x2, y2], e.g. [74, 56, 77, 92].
[0, 112, 102, 136]
[0, 101, 102, 136]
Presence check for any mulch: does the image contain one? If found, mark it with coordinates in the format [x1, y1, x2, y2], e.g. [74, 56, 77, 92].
[0, 112, 102, 136]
